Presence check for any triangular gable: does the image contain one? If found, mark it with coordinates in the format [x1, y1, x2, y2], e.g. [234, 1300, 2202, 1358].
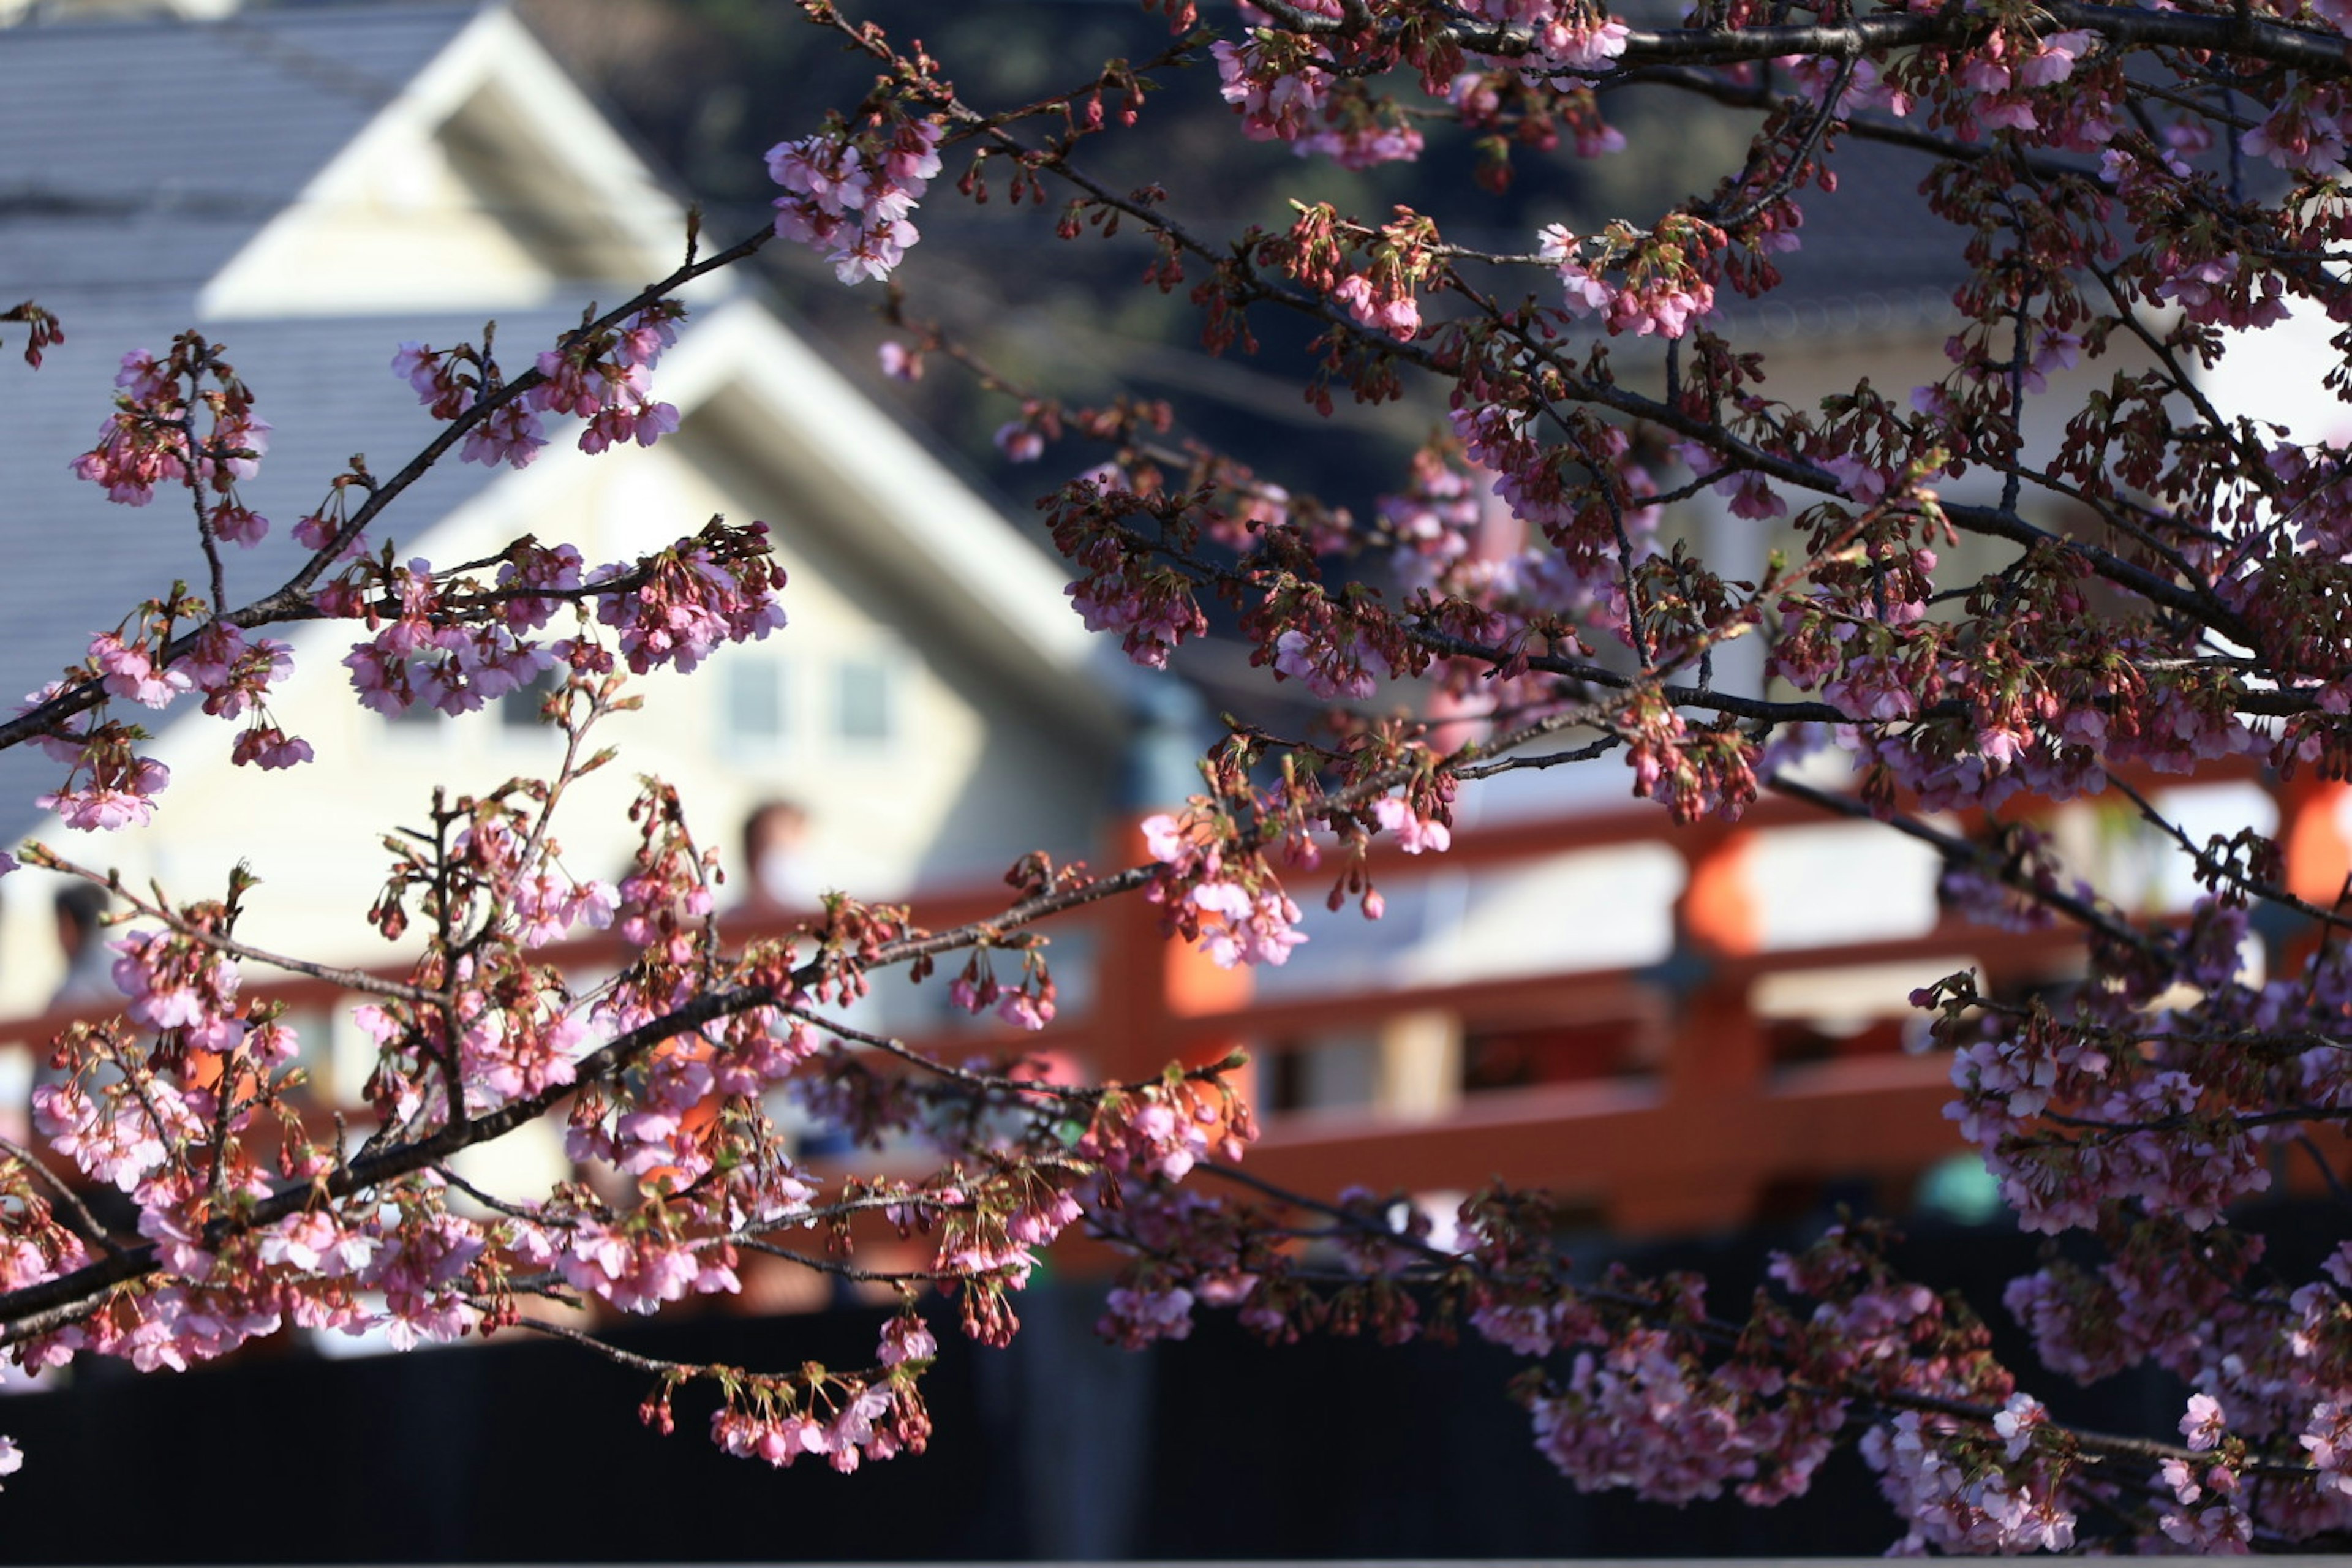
[202, 6, 707, 319]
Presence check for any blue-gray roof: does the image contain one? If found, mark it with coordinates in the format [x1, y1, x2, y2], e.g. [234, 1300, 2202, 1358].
[0, 4, 483, 295]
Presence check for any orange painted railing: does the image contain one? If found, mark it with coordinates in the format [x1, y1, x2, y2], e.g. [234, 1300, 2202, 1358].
[4, 767, 2345, 1254]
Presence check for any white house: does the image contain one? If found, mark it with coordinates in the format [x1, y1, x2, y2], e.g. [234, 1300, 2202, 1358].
[0, 2, 1128, 1016]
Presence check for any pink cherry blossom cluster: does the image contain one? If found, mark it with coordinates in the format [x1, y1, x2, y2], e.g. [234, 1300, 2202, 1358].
[1213, 18, 1333, 142]
[1060, 524, 1210, 670]
[1860, 1407, 2078, 1554]
[706, 1372, 930, 1473]
[1099, 1282, 1198, 1348]
[1530, 1331, 1844, 1507]
[494, 539, 587, 635]
[1883, 905, 2352, 1545]
[1140, 809, 1308, 969]
[28, 706, 170, 832]
[72, 339, 271, 529]
[946, 944, 1060, 1031]
[1094, 1182, 1273, 1332]
[528, 307, 682, 454]
[48, 607, 307, 809]
[1948, 28, 2101, 139]
[552, 1218, 737, 1314]
[571, 1044, 732, 1190]
[390, 339, 543, 468]
[1929, 899, 2290, 1233]
[340, 558, 556, 717]
[1213, 17, 1425, 169]
[507, 869, 620, 951]
[1537, 221, 1719, 339]
[320, 522, 779, 718]
[598, 784, 720, 965]
[590, 527, 787, 676]
[391, 307, 682, 468]
[1380, 443, 1481, 587]
[86, 629, 188, 710]
[110, 927, 245, 1052]
[1268, 623, 1394, 702]
[2159, 1451, 2255, 1552]
[1080, 1076, 1255, 1185]
[32, 1072, 189, 1194]
[1468, 0, 1630, 72]
[767, 115, 944, 284]
[2243, 83, 2352, 175]
[1278, 201, 1436, 341]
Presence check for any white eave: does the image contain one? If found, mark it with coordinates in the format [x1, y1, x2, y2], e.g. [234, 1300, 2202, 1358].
[198, 5, 717, 320]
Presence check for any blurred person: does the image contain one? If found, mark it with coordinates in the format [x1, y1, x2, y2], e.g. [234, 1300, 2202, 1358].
[741, 797, 821, 913]
[50, 882, 114, 1009]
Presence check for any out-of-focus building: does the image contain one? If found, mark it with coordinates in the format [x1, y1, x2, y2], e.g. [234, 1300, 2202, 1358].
[0, 3, 1127, 1020]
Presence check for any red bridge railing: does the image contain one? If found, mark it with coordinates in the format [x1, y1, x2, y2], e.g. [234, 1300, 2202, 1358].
[3, 766, 2343, 1264]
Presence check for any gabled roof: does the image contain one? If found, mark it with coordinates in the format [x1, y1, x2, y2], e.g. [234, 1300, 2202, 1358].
[0, 2, 703, 314]
[0, 4, 481, 294]
[198, 4, 707, 317]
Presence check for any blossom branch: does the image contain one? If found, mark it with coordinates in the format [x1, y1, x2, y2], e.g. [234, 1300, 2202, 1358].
[0, 1137, 126, 1259]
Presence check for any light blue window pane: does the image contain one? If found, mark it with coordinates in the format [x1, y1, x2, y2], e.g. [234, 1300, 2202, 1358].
[727, 659, 785, 742]
[836, 659, 891, 742]
[500, 669, 560, 729]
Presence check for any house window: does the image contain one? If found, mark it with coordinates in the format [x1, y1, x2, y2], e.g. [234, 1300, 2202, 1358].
[725, 658, 787, 745]
[500, 668, 561, 731]
[835, 657, 892, 743]
[385, 696, 440, 731]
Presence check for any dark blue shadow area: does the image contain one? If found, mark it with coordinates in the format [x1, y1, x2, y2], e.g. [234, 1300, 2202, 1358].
[3, 1204, 2321, 1561]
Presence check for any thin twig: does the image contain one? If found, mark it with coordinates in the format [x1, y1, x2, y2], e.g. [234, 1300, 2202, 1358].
[0, 1136, 127, 1258]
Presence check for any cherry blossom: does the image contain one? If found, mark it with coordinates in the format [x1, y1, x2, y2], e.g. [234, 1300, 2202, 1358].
[14, 0, 2352, 1541]
[767, 115, 944, 284]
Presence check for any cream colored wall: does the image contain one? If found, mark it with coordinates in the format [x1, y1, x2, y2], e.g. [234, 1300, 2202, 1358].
[203, 89, 564, 318]
[0, 434, 1113, 1014]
